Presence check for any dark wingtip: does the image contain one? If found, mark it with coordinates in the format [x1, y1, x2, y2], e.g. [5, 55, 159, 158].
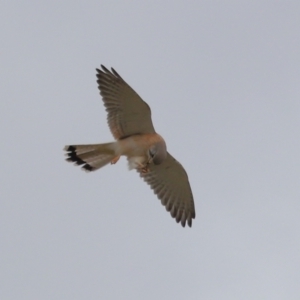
[174, 211, 193, 228]
[111, 67, 122, 79]
[179, 219, 192, 228]
[100, 65, 111, 74]
[96, 65, 122, 80]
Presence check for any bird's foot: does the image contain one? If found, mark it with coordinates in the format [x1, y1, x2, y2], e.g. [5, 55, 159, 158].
[135, 161, 150, 173]
[141, 166, 149, 173]
[111, 156, 120, 164]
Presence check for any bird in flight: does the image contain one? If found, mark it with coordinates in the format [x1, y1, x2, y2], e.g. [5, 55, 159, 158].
[64, 65, 195, 227]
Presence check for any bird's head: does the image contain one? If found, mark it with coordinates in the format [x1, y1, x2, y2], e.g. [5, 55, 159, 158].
[149, 140, 167, 165]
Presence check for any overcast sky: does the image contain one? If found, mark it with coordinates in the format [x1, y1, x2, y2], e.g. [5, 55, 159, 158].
[1, 1, 300, 299]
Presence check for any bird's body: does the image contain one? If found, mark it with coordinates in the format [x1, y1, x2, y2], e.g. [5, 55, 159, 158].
[65, 133, 165, 171]
[64, 65, 195, 227]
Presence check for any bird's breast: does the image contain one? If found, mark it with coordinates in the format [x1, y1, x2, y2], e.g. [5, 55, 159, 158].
[116, 133, 165, 157]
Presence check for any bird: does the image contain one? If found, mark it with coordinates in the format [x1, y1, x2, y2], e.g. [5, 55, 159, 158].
[64, 65, 195, 227]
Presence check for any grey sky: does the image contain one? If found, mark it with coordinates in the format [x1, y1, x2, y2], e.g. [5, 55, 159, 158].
[1, 1, 300, 299]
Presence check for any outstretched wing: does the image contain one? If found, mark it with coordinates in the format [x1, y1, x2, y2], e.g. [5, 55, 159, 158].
[138, 152, 195, 227]
[96, 65, 156, 139]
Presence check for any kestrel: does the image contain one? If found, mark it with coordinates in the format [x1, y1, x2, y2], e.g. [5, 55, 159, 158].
[64, 65, 195, 227]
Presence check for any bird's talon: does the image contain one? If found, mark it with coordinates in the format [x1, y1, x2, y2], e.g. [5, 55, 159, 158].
[111, 156, 120, 164]
[141, 167, 149, 173]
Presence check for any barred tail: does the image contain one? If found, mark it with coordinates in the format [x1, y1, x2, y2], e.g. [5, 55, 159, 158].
[64, 143, 117, 172]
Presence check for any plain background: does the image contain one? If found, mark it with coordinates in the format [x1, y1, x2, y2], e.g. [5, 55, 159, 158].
[1, 1, 299, 299]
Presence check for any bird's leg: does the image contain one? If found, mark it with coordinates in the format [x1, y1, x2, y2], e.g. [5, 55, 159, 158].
[141, 166, 149, 173]
[111, 156, 120, 164]
[141, 154, 156, 173]
[141, 153, 153, 172]
[140, 162, 150, 173]
[136, 161, 150, 173]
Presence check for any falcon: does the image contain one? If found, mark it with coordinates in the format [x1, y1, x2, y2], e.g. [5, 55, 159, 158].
[64, 65, 195, 227]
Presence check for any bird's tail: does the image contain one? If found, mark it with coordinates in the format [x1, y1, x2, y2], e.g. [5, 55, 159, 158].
[64, 143, 118, 172]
